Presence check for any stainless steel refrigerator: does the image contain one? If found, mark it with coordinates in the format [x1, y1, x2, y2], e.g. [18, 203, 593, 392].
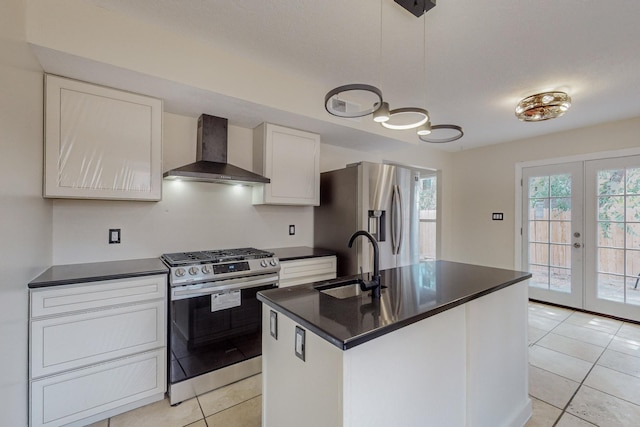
[314, 161, 420, 277]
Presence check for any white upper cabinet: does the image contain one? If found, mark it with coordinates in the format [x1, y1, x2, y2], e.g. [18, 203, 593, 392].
[252, 123, 320, 206]
[44, 74, 162, 201]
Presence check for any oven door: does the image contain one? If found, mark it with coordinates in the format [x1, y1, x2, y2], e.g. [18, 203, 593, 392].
[169, 273, 277, 385]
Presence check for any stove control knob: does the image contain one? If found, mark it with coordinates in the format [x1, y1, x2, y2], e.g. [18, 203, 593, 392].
[260, 260, 268, 268]
[175, 268, 186, 277]
[269, 259, 277, 266]
[201, 265, 213, 274]
[188, 267, 200, 275]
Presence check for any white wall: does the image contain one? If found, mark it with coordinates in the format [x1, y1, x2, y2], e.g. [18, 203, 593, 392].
[450, 117, 640, 269]
[0, 0, 52, 425]
[52, 113, 313, 264]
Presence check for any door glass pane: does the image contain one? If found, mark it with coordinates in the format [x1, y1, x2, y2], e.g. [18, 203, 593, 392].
[550, 174, 571, 197]
[598, 274, 625, 302]
[626, 249, 640, 277]
[626, 276, 640, 306]
[627, 223, 640, 249]
[530, 199, 549, 220]
[598, 196, 624, 221]
[550, 245, 571, 268]
[529, 177, 549, 198]
[529, 265, 549, 289]
[530, 243, 549, 265]
[530, 221, 549, 242]
[550, 221, 571, 244]
[527, 173, 572, 292]
[551, 198, 571, 220]
[598, 248, 625, 275]
[550, 267, 571, 292]
[595, 165, 640, 307]
[627, 168, 640, 195]
[627, 196, 640, 222]
[598, 222, 625, 248]
[598, 169, 625, 195]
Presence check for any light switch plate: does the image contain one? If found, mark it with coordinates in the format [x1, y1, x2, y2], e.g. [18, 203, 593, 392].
[295, 326, 305, 361]
[492, 213, 504, 221]
[270, 310, 278, 339]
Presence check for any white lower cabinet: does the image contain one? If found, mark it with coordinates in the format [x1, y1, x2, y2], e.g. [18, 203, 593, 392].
[278, 256, 337, 288]
[30, 350, 165, 427]
[29, 275, 167, 427]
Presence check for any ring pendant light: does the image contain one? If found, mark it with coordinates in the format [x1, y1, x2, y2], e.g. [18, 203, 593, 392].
[323, 0, 464, 143]
[418, 124, 464, 143]
[381, 108, 430, 130]
[324, 84, 384, 118]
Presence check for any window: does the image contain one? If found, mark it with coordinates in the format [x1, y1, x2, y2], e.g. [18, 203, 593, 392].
[418, 174, 437, 260]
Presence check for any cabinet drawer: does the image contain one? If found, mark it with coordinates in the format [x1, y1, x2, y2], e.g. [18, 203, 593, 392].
[31, 300, 166, 378]
[279, 256, 337, 287]
[31, 275, 166, 318]
[30, 349, 166, 427]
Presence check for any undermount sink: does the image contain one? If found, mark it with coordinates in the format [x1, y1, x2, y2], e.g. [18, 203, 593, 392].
[315, 279, 386, 299]
[316, 280, 363, 299]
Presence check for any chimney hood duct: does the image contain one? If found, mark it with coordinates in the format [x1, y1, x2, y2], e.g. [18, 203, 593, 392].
[163, 114, 270, 185]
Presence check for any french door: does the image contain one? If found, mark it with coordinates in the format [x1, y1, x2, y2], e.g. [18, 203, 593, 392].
[584, 156, 640, 321]
[522, 155, 640, 321]
[523, 162, 584, 308]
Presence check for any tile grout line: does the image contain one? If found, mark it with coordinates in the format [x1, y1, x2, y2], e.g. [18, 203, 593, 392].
[550, 314, 623, 427]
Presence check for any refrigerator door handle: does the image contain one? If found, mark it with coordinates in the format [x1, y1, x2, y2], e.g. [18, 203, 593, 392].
[391, 185, 402, 255]
[396, 184, 404, 254]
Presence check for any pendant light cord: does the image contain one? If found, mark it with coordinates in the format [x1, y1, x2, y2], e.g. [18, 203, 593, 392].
[423, 13, 427, 108]
[378, 0, 383, 90]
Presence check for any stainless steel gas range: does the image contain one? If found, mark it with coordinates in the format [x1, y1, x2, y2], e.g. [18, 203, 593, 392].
[161, 248, 280, 405]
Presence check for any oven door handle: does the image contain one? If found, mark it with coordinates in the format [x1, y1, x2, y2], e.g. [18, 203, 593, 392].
[171, 274, 278, 300]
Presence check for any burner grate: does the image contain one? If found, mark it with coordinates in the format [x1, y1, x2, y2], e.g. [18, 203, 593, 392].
[162, 247, 274, 266]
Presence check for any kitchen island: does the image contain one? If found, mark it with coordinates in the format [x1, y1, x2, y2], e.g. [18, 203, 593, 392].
[258, 260, 532, 427]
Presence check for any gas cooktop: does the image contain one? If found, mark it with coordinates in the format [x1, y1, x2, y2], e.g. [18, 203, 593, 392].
[161, 247, 280, 286]
[161, 247, 274, 267]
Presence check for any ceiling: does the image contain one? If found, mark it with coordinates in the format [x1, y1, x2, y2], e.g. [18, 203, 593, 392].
[75, 0, 640, 152]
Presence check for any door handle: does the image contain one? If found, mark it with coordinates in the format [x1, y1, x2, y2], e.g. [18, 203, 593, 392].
[391, 185, 401, 255]
[573, 243, 582, 248]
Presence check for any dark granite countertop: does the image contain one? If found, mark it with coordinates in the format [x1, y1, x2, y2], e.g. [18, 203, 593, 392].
[29, 258, 169, 288]
[258, 260, 531, 350]
[264, 246, 336, 262]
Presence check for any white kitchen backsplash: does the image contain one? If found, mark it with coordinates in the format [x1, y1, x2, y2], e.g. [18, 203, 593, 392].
[52, 179, 313, 264]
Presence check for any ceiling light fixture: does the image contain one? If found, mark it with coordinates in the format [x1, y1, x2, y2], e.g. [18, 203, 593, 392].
[372, 102, 390, 123]
[381, 108, 429, 130]
[418, 124, 464, 143]
[416, 121, 432, 136]
[515, 91, 572, 122]
[324, 84, 383, 118]
[323, 0, 463, 143]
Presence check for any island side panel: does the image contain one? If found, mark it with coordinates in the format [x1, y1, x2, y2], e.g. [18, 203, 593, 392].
[465, 281, 531, 427]
[342, 305, 467, 427]
[262, 305, 344, 427]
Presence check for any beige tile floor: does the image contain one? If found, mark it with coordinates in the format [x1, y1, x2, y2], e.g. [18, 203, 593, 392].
[526, 301, 640, 427]
[89, 302, 640, 427]
[87, 374, 262, 427]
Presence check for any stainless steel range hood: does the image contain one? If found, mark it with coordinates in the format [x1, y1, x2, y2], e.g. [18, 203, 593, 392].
[163, 114, 270, 185]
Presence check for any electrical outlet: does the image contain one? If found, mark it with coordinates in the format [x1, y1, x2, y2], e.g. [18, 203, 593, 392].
[289, 225, 295, 235]
[109, 228, 121, 244]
